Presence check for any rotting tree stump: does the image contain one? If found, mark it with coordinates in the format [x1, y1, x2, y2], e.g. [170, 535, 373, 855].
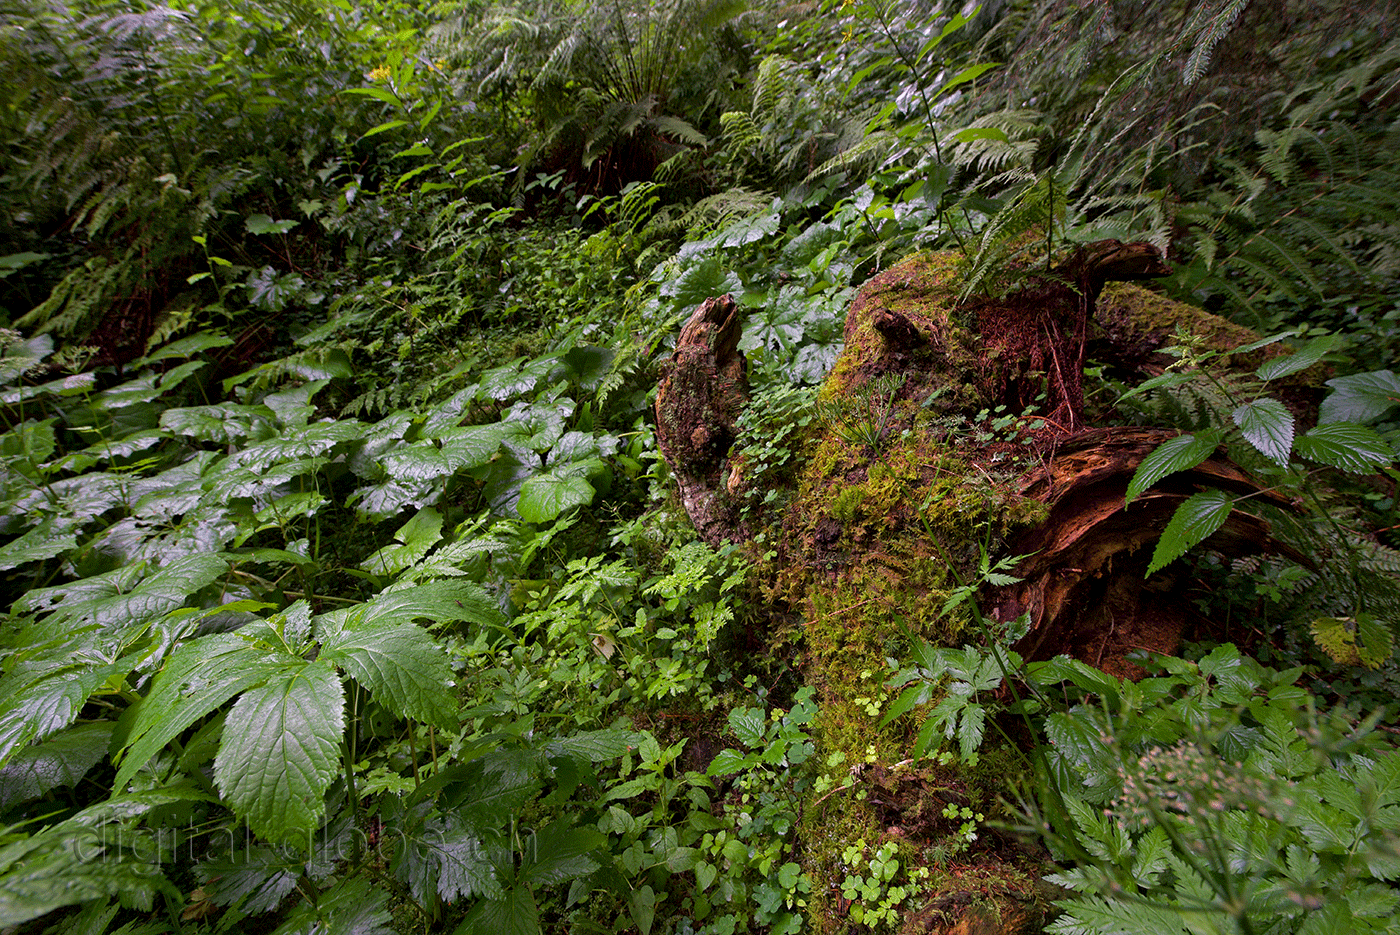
[654, 242, 1298, 934]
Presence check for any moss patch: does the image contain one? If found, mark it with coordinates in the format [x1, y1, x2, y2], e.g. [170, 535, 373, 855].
[729, 247, 1278, 933]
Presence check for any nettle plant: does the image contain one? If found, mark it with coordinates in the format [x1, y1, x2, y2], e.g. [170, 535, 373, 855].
[0, 326, 748, 933]
[1122, 332, 1399, 656]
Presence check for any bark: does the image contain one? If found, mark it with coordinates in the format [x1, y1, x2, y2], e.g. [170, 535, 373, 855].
[653, 294, 750, 546]
[652, 242, 1299, 934]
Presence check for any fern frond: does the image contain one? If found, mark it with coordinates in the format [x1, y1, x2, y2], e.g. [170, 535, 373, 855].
[1181, 0, 1249, 85]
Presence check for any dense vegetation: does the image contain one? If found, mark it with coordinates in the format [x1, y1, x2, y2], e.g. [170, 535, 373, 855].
[1, 1, 1398, 934]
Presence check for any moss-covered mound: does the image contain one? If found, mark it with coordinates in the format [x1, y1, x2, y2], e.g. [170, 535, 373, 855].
[659, 244, 1296, 934]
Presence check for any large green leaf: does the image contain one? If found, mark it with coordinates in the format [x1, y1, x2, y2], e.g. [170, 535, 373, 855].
[1232, 397, 1294, 464]
[0, 520, 78, 571]
[478, 357, 557, 402]
[1294, 422, 1395, 473]
[454, 886, 540, 935]
[519, 820, 605, 887]
[245, 213, 298, 235]
[214, 661, 344, 845]
[394, 811, 504, 904]
[380, 441, 454, 482]
[1146, 488, 1237, 577]
[0, 334, 52, 384]
[136, 331, 234, 365]
[319, 620, 455, 730]
[0, 722, 113, 807]
[1319, 370, 1400, 424]
[1125, 430, 1224, 505]
[1255, 334, 1343, 381]
[111, 633, 290, 791]
[360, 507, 444, 576]
[270, 876, 393, 935]
[517, 463, 597, 523]
[18, 554, 227, 630]
[234, 421, 364, 463]
[0, 788, 204, 926]
[548, 729, 638, 763]
[0, 648, 139, 768]
[356, 579, 505, 630]
[349, 477, 439, 520]
[439, 749, 545, 830]
[550, 346, 615, 391]
[666, 255, 742, 312]
[204, 457, 327, 505]
[501, 400, 571, 452]
[436, 423, 510, 468]
[160, 403, 275, 444]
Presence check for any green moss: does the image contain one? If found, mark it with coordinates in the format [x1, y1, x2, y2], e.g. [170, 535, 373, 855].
[758, 249, 1217, 932]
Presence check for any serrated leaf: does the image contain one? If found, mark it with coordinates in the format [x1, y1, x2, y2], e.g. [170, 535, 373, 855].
[1232, 397, 1294, 464]
[667, 256, 742, 312]
[379, 441, 453, 482]
[479, 357, 557, 402]
[1294, 422, 1394, 473]
[520, 821, 605, 887]
[19, 554, 227, 629]
[360, 506, 444, 576]
[354, 579, 504, 630]
[1320, 370, 1400, 425]
[439, 750, 545, 830]
[199, 845, 302, 913]
[1146, 488, 1236, 576]
[0, 722, 113, 807]
[1255, 334, 1342, 381]
[516, 464, 596, 523]
[160, 403, 274, 444]
[0, 521, 78, 571]
[233, 421, 363, 463]
[215, 662, 344, 845]
[394, 811, 503, 904]
[550, 729, 638, 762]
[137, 331, 234, 365]
[454, 885, 539, 935]
[878, 682, 931, 728]
[728, 707, 767, 748]
[271, 876, 393, 935]
[111, 633, 290, 790]
[551, 346, 615, 391]
[501, 400, 571, 451]
[349, 477, 439, 520]
[1125, 430, 1223, 504]
[1310, 615, 1392, 669]
[706, 748, 751, 776]
[0, 651, 138, 768]
[319, 619, 455, 730]
[435, 423, 509, 468]
[0, 826, 174, 927]
[958, 703, 986, 760]
[1232, 329, 1301, 353]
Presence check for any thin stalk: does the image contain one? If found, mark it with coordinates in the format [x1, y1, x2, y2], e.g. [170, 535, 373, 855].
[343, 687, 363, 865]
[867, 1, 971, 253]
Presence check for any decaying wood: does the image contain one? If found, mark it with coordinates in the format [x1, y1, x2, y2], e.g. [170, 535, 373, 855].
[653, 294, 749, 546]
[654, 242, 1294, 668]
[650, 244, 1303, 934]
[989, 426, 1301, 677]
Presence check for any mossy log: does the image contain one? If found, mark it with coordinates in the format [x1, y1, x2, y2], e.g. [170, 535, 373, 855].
[654, 243, 1295, 934]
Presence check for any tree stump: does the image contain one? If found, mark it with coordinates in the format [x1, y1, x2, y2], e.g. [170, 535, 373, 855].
[654, 243, 1295, 933]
